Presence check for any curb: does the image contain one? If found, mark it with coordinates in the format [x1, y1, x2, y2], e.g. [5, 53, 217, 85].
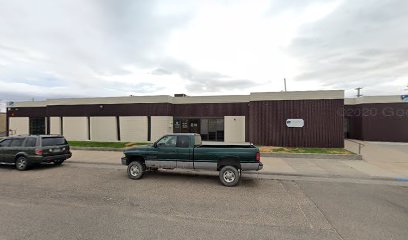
[68, 160, 121, 166]
[70, 147, 124, 152]
[245, 170, 397, 182]
[261, 152, 363, 160]
[71, 147, 362, 160]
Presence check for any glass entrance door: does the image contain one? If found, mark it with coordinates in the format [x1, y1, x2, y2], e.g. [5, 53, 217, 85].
[173, 118, 224, 141]
[29, 117, 46, 135]
[207, 119, 224, 141]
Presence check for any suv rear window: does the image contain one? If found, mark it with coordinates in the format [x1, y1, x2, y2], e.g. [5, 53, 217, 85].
[41, 137, 67, 147]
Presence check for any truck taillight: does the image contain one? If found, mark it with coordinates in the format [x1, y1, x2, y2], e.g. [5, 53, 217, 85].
[35, 149, 43, 155]
[256, 152, 260, 162]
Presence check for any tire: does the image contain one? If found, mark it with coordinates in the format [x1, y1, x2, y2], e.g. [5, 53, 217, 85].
[15, 156, 29, 171]
[127, 161, 145, 180]
[54, 160, 64, 165]
[219, 165, 240, 187]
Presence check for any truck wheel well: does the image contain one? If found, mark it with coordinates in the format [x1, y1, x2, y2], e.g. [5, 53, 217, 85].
[217, 158, 241, 171]
[126, 156, 145, 165]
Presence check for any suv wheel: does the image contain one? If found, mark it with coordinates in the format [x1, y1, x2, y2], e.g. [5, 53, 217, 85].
[219, 165, 240, 187]
[15, 156, 29, 171]
[127, 161, 145, 180]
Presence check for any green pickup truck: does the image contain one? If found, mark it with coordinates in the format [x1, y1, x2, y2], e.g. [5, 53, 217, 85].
[121, 133, 263, 186]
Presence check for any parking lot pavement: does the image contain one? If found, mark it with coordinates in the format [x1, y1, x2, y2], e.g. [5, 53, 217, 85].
[70, 150, 122, 165]
[0, 163, 407, 240]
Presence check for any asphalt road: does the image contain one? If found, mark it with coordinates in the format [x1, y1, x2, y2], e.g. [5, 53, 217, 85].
[0, 162, 407, 240]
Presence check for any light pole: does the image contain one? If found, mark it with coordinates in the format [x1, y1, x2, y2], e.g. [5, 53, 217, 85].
[355, 87, 363, 97]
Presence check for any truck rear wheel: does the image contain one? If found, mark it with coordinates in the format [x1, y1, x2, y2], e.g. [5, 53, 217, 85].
[219, 165, 240, 187]
[127, 161, 145, 180]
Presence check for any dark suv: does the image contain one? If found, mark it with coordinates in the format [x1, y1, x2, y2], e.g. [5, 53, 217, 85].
[0, 135, 72, 170]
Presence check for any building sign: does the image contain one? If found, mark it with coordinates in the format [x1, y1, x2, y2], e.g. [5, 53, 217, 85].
[401, 95, 408, 102]
[286, 119, 304, 128]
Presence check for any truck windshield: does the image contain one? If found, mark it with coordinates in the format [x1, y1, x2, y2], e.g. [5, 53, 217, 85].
[42, 137, 67, 146]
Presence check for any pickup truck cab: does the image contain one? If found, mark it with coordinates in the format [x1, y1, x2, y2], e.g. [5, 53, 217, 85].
[122, 133, 263, 186]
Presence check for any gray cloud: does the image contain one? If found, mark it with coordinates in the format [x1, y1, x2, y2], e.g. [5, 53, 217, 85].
[268, 0, 329, 14]
[152, 58, 255, 93]
[289, 0, 408, 95]
[151, 68, 172, 75]
[1, 0, 407, 102]
[0, 0, 193, 100]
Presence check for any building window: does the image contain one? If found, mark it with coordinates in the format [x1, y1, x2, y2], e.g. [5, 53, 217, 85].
[29, 117, 46, 135]
[173, 118, 224, 141]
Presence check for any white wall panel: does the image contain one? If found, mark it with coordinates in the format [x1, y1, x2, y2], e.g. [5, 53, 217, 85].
[224, 116, 246, 143]
[50, 117, 61, 135]
[63, 117, 89, 141]
[151, 116, 173, 142]
[119, 116, 148, 142]
[90, 117, 117, 142]
[9, 117, 29, 136]
[0, 114, 6, 134]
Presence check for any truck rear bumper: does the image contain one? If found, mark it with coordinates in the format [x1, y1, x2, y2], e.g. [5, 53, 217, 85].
[241, 162, 263, 171]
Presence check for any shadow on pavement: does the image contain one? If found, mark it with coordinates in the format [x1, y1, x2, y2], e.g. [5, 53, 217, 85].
[127, 169, 261, 187]
[0, 163, 64, 171]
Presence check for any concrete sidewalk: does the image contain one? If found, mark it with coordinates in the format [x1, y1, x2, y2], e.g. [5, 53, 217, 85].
[69, 149, 408, 181]
[345, 140, 408, 179]
[261, 157, 407, 180]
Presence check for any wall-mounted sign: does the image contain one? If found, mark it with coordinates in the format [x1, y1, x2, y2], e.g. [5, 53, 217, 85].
[286, 119, 304, 128]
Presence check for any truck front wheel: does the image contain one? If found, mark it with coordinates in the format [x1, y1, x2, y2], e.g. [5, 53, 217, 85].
[219, 166, 240, 187]
[127, 161, 145, 180]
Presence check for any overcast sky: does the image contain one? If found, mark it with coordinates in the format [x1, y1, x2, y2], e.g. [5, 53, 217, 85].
[1, 0, 407, 111]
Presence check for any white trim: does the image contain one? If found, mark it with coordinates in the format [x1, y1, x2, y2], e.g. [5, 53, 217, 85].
[177, 161, 194, 169]
[145, 160, 177, 169]
[345, 95, 405, 105]
[250, 90, 344, 101]
[193, 162, 218, 170]
[13, 90, 346, 107]
[173, 95, 249, 104]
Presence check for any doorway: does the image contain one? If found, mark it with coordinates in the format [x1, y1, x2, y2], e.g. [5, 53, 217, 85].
[173, 118, 224, 141]
[29, 117, 46, 135]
